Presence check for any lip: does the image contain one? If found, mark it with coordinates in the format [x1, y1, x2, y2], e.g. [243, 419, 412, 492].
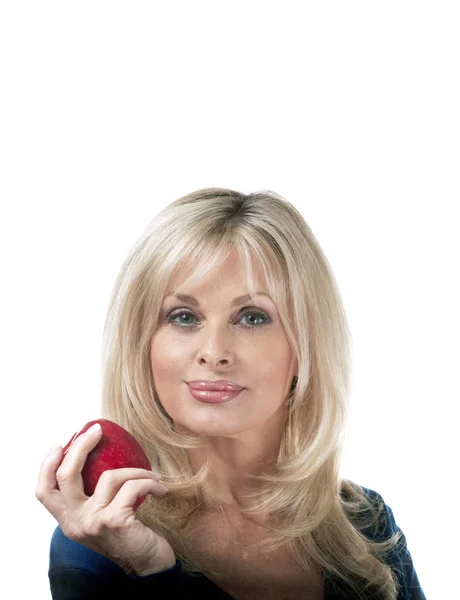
[187, 385, 243, 404]
[187, 380, 244, 391]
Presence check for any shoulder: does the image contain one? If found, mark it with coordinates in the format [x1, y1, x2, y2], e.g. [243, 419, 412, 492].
[341, 480, 400, 539]
[49, 525, 124, 577]
[341, 481, 426, 598]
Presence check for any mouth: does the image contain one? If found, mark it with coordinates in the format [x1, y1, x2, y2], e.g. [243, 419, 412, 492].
[187, 380, 244, 391]
[187, 384, 243, 404]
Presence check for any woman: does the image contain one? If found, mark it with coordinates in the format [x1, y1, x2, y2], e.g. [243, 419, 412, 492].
[36, 188, 426, 599]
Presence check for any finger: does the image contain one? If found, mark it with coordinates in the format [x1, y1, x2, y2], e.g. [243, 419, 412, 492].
[35, 443, 65, 514]
[56, 423, 103, 501]
[89, 468, 163, 510]
[108, 478, 168, 513]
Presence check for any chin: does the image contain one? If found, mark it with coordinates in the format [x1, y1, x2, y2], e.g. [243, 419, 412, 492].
[173, 416, 245, 436]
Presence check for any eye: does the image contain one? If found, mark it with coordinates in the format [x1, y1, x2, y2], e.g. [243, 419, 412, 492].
[165, 307, 271, 331]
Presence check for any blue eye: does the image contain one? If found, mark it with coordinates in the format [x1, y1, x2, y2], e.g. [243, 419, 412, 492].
[165, 307, 270, 331]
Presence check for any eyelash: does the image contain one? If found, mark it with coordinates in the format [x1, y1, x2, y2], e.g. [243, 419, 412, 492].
[165, 307, 270, 331]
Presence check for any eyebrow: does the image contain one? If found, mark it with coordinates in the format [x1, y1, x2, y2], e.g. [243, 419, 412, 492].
[164, 292, 272, 308]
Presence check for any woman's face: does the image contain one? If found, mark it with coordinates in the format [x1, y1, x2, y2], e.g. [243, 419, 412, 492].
[150, 248, 298, 437]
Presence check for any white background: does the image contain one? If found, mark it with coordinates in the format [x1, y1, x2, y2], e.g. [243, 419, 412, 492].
[1, 2, 458, 598]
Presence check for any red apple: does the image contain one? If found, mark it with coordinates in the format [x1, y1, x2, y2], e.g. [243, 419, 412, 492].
[62, 418, 152, 511]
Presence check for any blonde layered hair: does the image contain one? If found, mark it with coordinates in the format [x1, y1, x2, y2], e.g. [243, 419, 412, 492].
[101, 188, 403, 599]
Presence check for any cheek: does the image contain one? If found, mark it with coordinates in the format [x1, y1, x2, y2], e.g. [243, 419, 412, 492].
[150, 339, 172, 385]
[150, 332, 184, 375]
[253, 344, 292, 379]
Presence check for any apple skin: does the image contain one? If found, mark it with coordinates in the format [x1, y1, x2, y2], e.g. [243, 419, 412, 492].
[62, 418, 152, 511]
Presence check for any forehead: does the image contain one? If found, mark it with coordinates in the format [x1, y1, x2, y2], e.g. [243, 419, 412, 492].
[164, 291, 273, 308]
[167, 247, 267, 293]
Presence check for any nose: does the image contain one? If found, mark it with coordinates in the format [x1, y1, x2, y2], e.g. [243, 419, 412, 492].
[195, 323, 234, 369]
[199, 354, 231, 368]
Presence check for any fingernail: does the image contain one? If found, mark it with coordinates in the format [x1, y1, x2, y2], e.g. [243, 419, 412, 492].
[150, 468, 162, 480]
[158, 482, 169, 493]
[86, 423, 102, 435]
[48, 443, 61, 455]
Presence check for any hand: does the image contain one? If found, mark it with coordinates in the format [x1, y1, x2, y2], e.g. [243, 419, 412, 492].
[35, 424, 176, 575]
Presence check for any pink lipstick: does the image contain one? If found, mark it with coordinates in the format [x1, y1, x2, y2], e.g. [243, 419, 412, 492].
[186, 380, 244, 403]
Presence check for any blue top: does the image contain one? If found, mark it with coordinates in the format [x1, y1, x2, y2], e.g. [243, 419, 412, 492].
[48, 485, 426, 599]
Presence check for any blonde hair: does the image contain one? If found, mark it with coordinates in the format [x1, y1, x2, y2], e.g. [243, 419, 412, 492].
[101, 188, 403, 599]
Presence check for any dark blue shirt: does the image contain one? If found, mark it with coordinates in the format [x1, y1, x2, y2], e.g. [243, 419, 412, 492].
[48, 485, 426, 599]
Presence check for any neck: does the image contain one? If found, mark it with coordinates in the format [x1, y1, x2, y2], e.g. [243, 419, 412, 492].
[183, 410, 286, 511]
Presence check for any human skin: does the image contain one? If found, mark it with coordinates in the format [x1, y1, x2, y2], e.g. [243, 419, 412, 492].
[150, 248, 298, 510]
